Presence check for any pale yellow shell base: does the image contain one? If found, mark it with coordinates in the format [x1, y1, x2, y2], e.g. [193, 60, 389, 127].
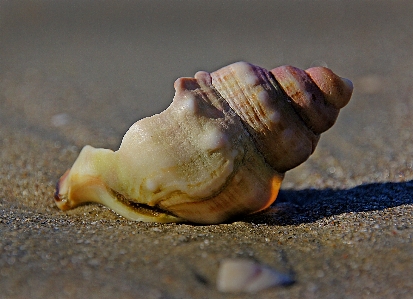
[55, 145, 284, 224]
[56, 173, 282, 223]
[55, 152, 185, 223]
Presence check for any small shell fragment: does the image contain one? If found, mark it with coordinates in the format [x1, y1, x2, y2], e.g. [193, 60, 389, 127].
[216, 258, 294, 293]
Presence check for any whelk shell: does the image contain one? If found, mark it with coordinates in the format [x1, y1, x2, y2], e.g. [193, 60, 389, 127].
[54, 61, 353, 224]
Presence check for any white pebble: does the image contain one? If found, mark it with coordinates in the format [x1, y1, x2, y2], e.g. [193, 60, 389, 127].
[216, 258, 293, 293]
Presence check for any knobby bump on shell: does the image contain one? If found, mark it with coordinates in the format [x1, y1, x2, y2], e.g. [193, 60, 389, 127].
[54, 61, 353, 224]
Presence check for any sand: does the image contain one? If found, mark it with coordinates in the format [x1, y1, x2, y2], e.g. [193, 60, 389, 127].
[1, 1, 412, 298]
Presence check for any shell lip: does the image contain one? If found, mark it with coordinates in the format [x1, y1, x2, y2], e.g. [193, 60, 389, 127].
[54, 180, 61, 201]
[54, 168, 71, 202]
[111, 189, 183, 220]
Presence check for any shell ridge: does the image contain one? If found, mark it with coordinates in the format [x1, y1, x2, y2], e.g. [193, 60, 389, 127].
[212, 64, 266, 134]
[253, 66, 287, 131]
[271, 66, 344, 134]
[208, 65, 279, 173]
[230, 64, 273, 133]
[244, 66, 273, 131]
[193, 71, 227, 115]
[219, 66, 251, 125]
[266, 70, 322, 137]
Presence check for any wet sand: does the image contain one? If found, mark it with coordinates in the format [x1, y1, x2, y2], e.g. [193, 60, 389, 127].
[1, 1, 412, 298]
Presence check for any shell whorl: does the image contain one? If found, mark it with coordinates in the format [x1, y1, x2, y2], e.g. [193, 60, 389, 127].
[210, 62, 353, 173]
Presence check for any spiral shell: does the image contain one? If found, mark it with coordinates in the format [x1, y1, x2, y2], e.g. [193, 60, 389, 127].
[54, 62, 352, 224]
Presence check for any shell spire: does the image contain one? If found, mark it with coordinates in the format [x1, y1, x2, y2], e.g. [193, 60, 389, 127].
[54, 61, 352, 224]
[210, 62, 352, 173]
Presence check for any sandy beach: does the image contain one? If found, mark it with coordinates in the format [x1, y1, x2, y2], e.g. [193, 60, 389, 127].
[1, 1, 412, 298]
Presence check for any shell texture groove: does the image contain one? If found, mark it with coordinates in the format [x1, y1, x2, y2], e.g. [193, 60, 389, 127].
[54, 61, 353, 224]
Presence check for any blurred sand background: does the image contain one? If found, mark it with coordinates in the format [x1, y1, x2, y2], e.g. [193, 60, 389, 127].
[0, 1, 412, 298]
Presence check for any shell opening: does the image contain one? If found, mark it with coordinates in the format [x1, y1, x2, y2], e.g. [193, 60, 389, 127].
[111, 189, 181, 219]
